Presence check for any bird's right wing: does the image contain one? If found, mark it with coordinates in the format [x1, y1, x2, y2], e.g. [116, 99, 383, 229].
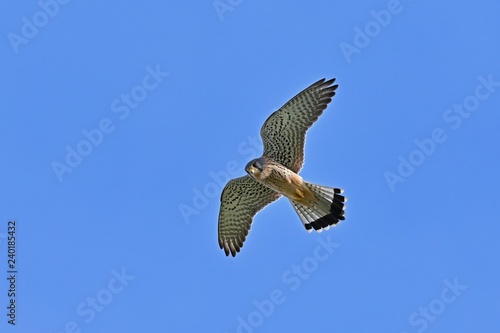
[260, 78, 338, 173]
[218, 176, 281, 257]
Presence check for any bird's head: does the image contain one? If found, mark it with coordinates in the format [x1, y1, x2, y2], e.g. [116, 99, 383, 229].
[245, 157, 265, 180]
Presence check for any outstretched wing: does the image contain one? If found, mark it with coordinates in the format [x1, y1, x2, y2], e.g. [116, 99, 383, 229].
[261, 78, 338, 173]
[218, 176, 281, 257]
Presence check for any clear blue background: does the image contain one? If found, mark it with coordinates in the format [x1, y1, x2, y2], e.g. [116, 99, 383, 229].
[1, 0, 499, 332]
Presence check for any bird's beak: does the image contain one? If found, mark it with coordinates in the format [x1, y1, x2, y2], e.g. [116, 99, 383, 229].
[246, 165, 256, 175]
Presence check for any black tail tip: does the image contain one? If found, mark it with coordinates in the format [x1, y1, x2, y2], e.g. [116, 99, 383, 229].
[307, 191, 347, 231]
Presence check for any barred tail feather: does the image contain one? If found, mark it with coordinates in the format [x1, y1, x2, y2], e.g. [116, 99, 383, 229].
[290, 182, 347, 232]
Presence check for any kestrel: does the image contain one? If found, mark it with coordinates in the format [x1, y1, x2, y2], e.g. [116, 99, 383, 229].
[218, 78, 347, 257]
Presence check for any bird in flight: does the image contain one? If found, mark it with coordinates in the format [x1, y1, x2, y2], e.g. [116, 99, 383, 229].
[218, 78, 347, 257]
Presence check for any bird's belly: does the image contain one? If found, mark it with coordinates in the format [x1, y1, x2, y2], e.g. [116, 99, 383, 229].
[261, 169, 315, 204]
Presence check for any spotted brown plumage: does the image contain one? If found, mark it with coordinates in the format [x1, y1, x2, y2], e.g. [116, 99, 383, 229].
[218, 78, 347, 257]
[261, 78, 338, 173]
[218, 176, 281, 257]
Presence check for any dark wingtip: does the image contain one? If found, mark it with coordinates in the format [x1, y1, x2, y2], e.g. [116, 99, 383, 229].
[317, 78, 338, 99]
[313, 77, 337, 88]
[323, 78, 336, 86]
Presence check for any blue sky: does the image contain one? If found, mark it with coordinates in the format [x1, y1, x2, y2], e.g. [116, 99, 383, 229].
[1, 0, 499, 332]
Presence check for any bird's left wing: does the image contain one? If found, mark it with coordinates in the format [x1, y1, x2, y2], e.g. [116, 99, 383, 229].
[218, 176, 281, 257]
[261, 78, 338, 173]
